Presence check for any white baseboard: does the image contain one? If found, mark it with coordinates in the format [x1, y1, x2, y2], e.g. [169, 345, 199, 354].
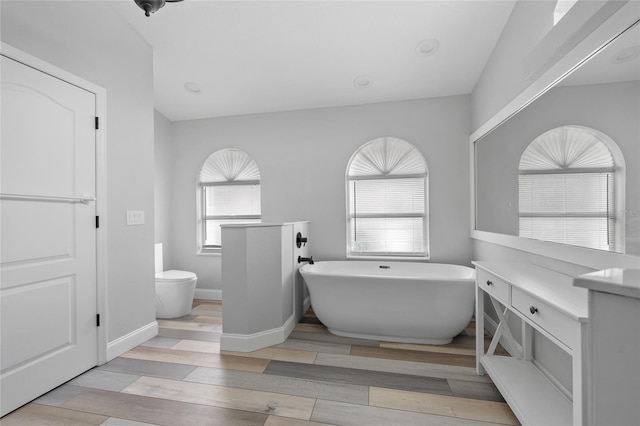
[483, 313, 523, 358]
[220, 313, 296, 352]
[106, 321, 158, 362]
[194, 288, 222, 300]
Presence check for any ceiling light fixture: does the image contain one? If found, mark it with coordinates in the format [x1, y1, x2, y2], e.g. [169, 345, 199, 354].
[184, 82, 201, 94]
[135, 0, 183, 17]
[415, 38, 440, 57]
[611, 45, 640, 64]
[353, 75, 372, 89]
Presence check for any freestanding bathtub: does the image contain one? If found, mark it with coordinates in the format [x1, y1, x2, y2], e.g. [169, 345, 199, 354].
[299, 261, 475, 344]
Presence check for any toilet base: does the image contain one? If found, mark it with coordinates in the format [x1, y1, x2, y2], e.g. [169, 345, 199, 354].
[155, 278, 197, 319]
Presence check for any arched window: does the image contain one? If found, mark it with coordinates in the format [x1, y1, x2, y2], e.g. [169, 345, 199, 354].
[518, 125, 625, 252]
[346, 137, 428, 258]
[198, 148, 261, 252]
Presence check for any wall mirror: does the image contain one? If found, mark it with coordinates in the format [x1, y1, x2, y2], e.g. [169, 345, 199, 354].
[474, 22, 639, 256]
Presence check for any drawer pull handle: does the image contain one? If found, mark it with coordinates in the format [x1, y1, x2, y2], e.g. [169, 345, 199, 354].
[529, 306, 538, 315]
[486, 280, 493, 286]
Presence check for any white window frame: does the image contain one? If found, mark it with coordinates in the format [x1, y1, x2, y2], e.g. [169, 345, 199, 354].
[197, 149, 261, 254]
[345, 137, 429, 260]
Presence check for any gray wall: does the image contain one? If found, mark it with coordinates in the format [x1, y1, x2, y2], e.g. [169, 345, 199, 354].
[154, 110, 174, 268]
[1, 1, 156, 344]
[170, 96, 472, 291]
[471, 0, 626, 131]
[471, 0, 557, 131]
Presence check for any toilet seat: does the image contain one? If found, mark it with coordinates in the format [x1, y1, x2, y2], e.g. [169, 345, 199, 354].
[155, 270, 197, 282]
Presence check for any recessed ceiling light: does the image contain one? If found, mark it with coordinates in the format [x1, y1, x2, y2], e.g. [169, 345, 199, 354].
[354, 75, 372, 89]
[184, 81, 201, 93]
[611, 45, 640, 64]
[415, 38, 440, 57]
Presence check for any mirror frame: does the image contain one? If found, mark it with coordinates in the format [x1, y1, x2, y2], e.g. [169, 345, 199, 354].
[470, 4, 640, 270]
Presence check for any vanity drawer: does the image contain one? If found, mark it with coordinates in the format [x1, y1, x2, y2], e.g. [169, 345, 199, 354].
[512, 287, 578, 350]
[477, 268, 510, 304]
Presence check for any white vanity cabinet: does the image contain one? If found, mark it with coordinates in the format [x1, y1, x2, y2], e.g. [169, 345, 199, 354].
[574, 269, 640, 426]
[474, 261, 589, 426]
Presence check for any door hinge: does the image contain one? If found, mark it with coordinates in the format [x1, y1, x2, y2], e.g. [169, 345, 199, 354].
[96, 314, 101, 327]
[96, 216, 100, 228]
[95, 117, 99, 130]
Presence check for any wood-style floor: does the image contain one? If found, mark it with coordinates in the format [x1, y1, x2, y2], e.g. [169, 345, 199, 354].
[2, 300, 518, 426]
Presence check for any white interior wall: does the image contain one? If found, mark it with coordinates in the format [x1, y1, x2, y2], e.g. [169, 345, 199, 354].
[154, 110, 174, 268]
[169, 96, 472, 291]
[1, 1, 156, 346]
[471, 0, 557, 131]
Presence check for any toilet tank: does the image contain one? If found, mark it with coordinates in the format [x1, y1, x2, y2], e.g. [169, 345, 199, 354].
[154, 243, 163, 273]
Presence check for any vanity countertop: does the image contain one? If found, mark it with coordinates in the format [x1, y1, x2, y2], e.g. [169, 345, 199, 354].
[573, 268, 640, 300]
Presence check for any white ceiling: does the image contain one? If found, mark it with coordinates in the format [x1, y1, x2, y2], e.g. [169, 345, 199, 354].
[110, 0, 516, 122]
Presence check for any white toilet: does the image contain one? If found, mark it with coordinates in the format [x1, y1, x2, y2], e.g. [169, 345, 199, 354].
[154, 243, 197, 319]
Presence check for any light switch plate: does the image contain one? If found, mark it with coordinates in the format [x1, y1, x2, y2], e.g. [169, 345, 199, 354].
[126, 210, 145, 226]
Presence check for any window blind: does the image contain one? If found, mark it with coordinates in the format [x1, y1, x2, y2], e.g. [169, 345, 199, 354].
[203, 183, 261, 247]
[519, 172, 614, 250]
[203, 184, 261, 217]
[349, 177, 425, 255]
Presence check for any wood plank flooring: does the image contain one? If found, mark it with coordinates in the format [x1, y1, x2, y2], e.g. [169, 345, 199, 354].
[2, 300, 518, 425]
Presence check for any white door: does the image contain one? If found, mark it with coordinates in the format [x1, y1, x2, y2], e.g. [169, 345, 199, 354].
[0, 55, 97, 416]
